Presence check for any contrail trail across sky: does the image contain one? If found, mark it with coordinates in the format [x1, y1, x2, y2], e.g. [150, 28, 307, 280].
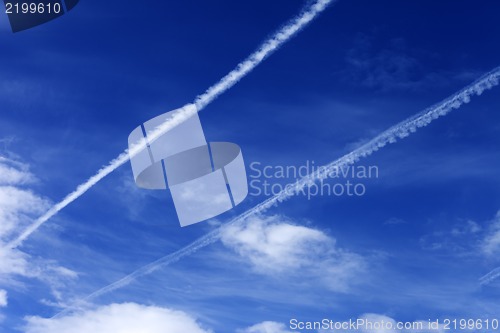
[55, 66, 500, 316]
[6, 0, 336, 249]
[480, 267, 500, 286]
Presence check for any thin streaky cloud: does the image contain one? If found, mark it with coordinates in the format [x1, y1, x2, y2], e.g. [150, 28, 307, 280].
[479, 267, 500, 286]
[6, 0, 337, 249]
[194, 0, 336, 110]
[55, 67, 500, 317]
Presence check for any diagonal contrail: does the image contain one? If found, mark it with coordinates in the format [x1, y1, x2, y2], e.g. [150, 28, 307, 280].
[480, 267, 500, 286]
[6, 0, 337, 249]
[55, 66, 500, 316]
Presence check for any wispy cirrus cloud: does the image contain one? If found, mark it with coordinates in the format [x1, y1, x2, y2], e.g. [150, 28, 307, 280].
[0, 156, 49, 282]
[481, 211, 500, 256]
[0, 185, 47, 238]
[415, 209, 500, 287]
[0, 157, 35, 186]
[419, 210, 500, 257]
[57, 66, 500, 307]
[479, 212, 500, 286]
[343, 34, 482, 92]
[9, 0, 339, 249]
[419, 219, 483, 254]
[0, 151, 78, 301]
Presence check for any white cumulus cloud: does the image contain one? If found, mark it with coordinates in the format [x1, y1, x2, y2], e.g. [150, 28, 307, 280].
[221, 215, 366, 292]
[24, 303, 212, 333]
[0, 158, 47, 238]
[0, 288, 7, 323]
[358, 314, 398, 333]
[0, 157, 49, 283]
[238, 321, 293, 333]
[0, 289, 7, 307]
[356, 313, 445, 333]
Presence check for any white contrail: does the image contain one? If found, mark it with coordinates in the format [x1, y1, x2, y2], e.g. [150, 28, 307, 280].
[55, 67, 500, 316]
[480, 267, 500, 286]
[6, 0, 336, 250]
[194, 0, 335, 110]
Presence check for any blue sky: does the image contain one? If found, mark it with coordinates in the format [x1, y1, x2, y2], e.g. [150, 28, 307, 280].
[1, 0, 500, 332]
